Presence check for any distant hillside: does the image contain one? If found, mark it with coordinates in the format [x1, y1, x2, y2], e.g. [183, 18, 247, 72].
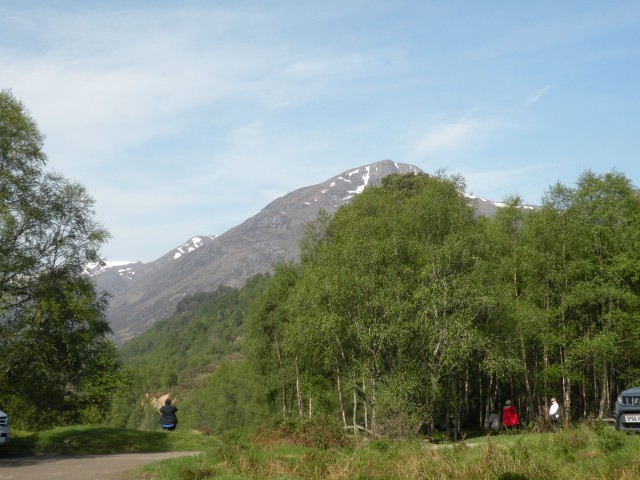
[118, 273, 270, 389]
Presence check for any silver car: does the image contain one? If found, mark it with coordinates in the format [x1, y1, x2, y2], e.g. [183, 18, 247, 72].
[0, 410, 9, 444]
[614, 387, 640, 432]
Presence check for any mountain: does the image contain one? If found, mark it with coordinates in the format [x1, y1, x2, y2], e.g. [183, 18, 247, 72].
[91, 160, 517, 343]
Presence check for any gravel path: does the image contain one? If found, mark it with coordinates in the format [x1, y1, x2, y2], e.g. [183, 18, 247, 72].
[0, 451, 198, 480]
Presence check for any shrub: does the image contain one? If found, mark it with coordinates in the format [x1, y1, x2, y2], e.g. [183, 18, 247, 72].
[590, 420, 624, 453]
[255, 416, 353, 449]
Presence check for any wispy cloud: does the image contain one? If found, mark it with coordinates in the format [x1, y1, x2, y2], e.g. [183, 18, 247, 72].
[1, 2, 637, 262]
[0, 6, 398, 166]
[408, 117, 507, 157]
[525, 85, 555, 106]
[462, 161, 561, 204]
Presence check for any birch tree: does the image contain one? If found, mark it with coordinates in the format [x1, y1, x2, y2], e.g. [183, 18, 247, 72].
[0, 89, 118, 427]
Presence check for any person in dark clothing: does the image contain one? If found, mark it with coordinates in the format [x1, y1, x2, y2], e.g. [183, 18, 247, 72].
[159, 398, 178, 431]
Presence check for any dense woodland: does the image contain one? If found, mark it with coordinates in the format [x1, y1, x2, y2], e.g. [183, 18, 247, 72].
[116, 169, 640, 440]
[242, 171, 640, 437]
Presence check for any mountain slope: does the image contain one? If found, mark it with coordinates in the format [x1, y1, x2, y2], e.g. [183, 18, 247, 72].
[94, 160, 424, 342]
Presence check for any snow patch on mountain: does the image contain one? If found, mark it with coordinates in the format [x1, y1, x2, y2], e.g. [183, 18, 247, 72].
[347, 166, 371, 195]
[465, 193, 536, 210]
[105, 260, 137, 268]
[315, 162, 422, 202]
[173, 235, 216, 260]
[116, 266, 137, 280]
[84, 260, 139, 278]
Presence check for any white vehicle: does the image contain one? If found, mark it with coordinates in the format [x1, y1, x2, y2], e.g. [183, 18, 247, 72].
[0, 410, 9, 444]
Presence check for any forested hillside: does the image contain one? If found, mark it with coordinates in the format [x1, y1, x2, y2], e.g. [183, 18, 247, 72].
[112, 273, 270, 430]
[116, 170, 640, 440]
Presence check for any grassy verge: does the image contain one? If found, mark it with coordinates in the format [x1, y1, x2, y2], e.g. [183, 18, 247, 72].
[1, 426, 218, 456]
[134, 423, 640, 480]
[4, 422, 640, 479]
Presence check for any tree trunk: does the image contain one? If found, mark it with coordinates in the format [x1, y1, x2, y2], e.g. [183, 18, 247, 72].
[274, 334, 288, 418]
[598, 362, 609, 418]
[295, 360, 303, 418]
[370, 375, 377, 435]
[520, 336, 534, 418]
[511, 229, 535, 419]
[464, 370, 470, 421]
[352, 388, 358, 435]
[479, 371, 484, 428]
[593, 366, 598, 415]
[336, 368, 347, 428]
[560, 347, 571, 421]
[362, 375, 369, 432]
[485, 373, 494, 422]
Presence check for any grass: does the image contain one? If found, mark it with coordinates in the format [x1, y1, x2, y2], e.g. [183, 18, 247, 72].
[1, 425, 218, 456]
[4, 422, 640, 479]
[135, 423, 640, 480]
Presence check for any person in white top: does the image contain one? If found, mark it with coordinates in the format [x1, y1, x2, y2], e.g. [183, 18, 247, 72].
[549, 397, 560, 431]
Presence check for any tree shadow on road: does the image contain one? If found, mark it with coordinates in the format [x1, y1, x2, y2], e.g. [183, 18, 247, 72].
[0, 426, 174, 457]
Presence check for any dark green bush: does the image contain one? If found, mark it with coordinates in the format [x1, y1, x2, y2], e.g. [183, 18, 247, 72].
[256, 416, 352, 450]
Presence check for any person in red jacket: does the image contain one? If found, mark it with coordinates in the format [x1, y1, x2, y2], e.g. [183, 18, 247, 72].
[502, 400, 519, 430]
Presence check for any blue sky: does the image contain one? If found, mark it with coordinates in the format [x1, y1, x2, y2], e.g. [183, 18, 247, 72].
[2, 1, 639, 262]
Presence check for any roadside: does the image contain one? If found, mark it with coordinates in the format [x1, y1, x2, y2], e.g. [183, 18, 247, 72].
[0, 451, 198, 480]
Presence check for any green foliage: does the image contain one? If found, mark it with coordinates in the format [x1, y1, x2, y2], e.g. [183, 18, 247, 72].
[0, 90, 118, 429]
[244, 263, 302, 418]
[243, 168, 640, 439]
[114, 273, 271, 430]
[117, 168, 640, 442]
[179, 360, 263, 436]
[255, 416, 352, 450]
[119, 274, 270, 390]
[250, 172, 484, 433]
[590, 420, 625, 453]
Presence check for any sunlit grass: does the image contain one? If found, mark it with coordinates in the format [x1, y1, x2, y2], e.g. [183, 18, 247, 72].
[5, 423, 640, 479]
[135, 423, 640, 480]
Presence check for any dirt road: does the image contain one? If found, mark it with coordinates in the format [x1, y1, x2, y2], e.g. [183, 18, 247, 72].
[0, 451, 198, 480]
